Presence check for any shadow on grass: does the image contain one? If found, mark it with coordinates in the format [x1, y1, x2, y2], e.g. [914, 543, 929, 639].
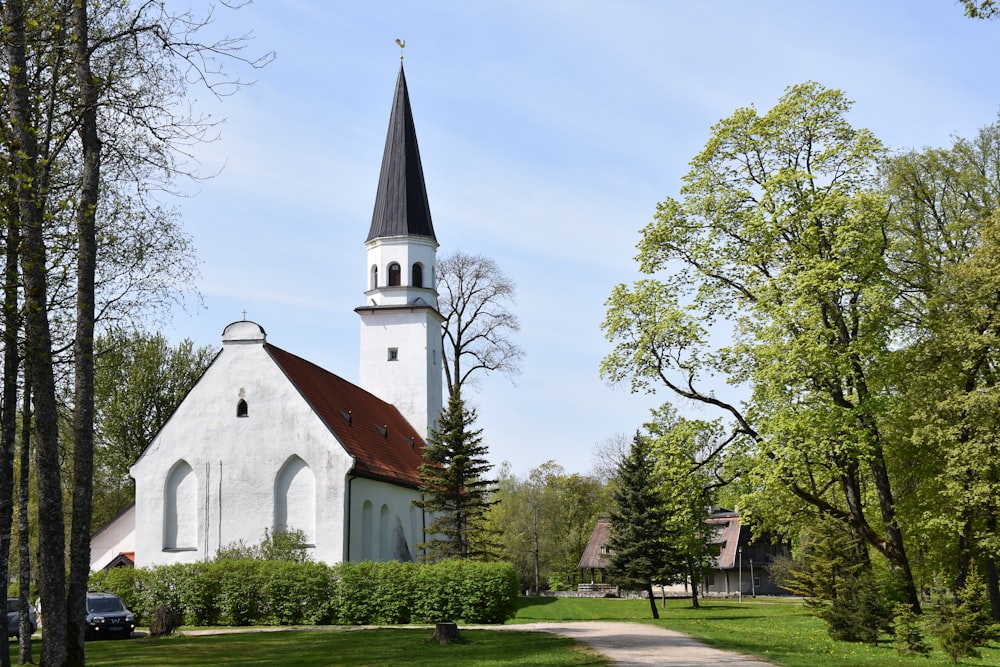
[516, 596, 559, 610]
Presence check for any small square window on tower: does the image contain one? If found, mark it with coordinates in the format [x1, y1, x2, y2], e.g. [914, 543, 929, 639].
[387, 347, 399, 361]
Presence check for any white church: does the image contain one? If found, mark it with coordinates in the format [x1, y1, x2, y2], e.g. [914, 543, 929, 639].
[90, 63, 445, 570]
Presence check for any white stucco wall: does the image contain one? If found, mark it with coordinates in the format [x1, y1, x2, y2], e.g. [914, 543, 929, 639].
[347, 476, 425, 562]
[131, 322, 354, 567]
[358, 308, 443, 439]
[89, 505, 136, 571]
[129, 321, 429, 569]
[365, 235, 438, 305]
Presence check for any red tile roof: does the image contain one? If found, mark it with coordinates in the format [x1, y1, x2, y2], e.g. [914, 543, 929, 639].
[265, 343, 427, 487]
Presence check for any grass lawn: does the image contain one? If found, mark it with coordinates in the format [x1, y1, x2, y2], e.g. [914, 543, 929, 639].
[12, 596, 1000, 666]
[9, 628, 608, 667]
[515, 595, 1000, 667]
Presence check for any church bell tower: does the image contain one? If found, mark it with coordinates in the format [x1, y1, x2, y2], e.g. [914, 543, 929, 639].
[356, 63, 443, 439]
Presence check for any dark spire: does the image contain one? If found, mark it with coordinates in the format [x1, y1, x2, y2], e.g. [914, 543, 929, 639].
[367, 64, 436, 242]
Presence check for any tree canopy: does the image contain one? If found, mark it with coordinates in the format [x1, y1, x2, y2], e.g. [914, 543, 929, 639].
[603, 82, 917, 607]
[604, 82, 1000, 616]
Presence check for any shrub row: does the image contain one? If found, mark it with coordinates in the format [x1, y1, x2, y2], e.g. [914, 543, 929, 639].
[89, 559, 518, 628]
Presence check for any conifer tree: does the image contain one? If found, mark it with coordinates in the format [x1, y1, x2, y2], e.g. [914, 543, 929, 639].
[417, 393, 499, 561]
[931, 564, 998, 663]
[606, 432, 679, 619]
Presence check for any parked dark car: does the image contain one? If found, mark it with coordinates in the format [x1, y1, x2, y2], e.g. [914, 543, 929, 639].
[6, 598, 37, 639]
[85, 592, 135, 640]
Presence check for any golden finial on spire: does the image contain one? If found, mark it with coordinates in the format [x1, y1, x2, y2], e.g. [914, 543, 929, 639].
[395, 38, 405, 60]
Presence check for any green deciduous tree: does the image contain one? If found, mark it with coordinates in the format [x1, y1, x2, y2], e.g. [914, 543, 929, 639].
[93, 331, 216, 528]
[1, 2, 270, 664]
[645, 405, 731, 608]
[883, 121, 1000, 612]
[417, 393, 498, 561]
[487, 461, 605, 593]
[602, 82, 922, 609]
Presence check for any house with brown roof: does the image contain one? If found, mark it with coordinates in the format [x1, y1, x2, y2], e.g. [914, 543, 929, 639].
[578, 510, 790, 597]
[90, 63, 445, 570]
[578, 517, 611, 584]
[699, 510, 790, 597]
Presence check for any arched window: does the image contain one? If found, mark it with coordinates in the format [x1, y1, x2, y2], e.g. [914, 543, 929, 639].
[236, 399, 248, 418]
[274, 455, 316, 543]
[388, 263, 401, 286]
[379, 505, 390, 560]
[412, 263, 423, 288]
[164, 461, 197, 550]
[361, 501, 373, 560]
[370, 265, 378, 290]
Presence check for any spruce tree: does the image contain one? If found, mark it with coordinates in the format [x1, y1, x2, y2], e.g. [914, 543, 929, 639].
[417, 393, 499, 561]
[606, 432, 678, 619]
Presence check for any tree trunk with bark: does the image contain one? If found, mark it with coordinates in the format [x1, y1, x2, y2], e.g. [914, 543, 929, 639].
[18, 383, 34, 664]
[5, 1, 68, 663]
[1, 158, 22, 667]
[66, 2, 101, 663]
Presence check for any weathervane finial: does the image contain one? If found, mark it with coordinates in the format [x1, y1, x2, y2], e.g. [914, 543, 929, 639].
[395, 38, 405, 61]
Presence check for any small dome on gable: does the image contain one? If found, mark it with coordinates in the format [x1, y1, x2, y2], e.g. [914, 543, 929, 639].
[222, 320, 266, 344]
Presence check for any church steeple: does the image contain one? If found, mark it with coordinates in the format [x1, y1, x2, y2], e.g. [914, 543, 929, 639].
[356, 61, 444, 440]
[367, 64, 436, 243]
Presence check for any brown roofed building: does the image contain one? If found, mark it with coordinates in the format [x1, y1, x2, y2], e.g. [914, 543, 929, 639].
[578, 510, 790, 598]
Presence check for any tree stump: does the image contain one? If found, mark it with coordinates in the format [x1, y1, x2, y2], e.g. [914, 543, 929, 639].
[429, 621, 461, 645]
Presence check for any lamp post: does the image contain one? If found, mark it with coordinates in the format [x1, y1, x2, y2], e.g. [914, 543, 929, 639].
[738, 547, 742, 602]
[751, 558, 755, 598]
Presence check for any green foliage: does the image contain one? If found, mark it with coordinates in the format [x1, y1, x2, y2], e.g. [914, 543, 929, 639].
[262, 561, 336, 625]
[333, 561, 414, 625]
[814, 570, 893, 644]
[883, 123, 1000, 593]
[89, 559, 518, 627]
[772, 518, 870, 600]
[602, 81, 959, 607]
[217, 560, 268, 625]
[606, 433, 682, 618]
[409, 560, 519, 624]
[486, 460, 606, 593]
[780, 523, 909, 645]
[961, 0, 999, 19]
[929, 566, 998, 664]
[418, 393, 499, 561]
[93, 331, 215, 527]
[644, 405, 726, 604]
[547, 573, 570, 591]
[892, 602, 932, 657]
[215, 528, 312, 563]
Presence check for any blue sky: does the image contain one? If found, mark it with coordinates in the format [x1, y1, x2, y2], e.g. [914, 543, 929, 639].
[162, 1, 1000, 477]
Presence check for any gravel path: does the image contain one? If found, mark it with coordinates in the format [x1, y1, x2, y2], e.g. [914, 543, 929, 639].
[482, 622, 777, 666]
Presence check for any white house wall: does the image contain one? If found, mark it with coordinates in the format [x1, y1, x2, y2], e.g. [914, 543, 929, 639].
[130, 330, 353, 567]
[347, 476, 424, 562]
[89, 504, 136, 570]
[358, 308, 442, 439]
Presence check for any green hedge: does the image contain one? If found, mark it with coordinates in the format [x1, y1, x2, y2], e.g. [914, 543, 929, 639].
[89, 559, 517, 627]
